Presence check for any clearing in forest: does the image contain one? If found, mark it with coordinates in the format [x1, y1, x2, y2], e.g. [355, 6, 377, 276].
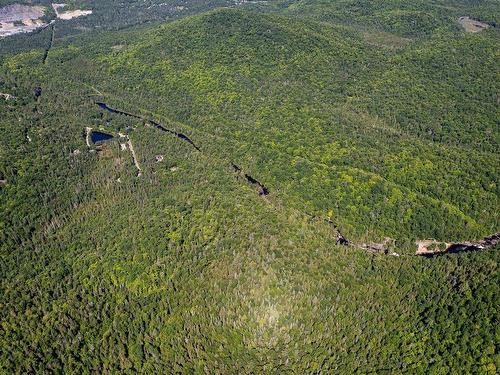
[52, 3, 92, 20]
[458, 16, 490, 33]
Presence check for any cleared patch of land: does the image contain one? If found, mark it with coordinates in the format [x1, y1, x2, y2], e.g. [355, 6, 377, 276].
[458, 16, 489, 33]
[415, 233, 499, 257]
[0, 4, 47, 37]
[0, 92, 15, 100]
[52, 3, 92, 20]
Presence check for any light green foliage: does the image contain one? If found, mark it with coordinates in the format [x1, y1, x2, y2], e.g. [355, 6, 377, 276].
[0, 0, 499, 372]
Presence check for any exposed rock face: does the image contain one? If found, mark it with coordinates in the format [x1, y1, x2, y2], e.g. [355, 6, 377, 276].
[360, 237, 395, 254]
[416, 233, 499, 257]
[479, 233, 500, 248]
[336, 233, 349, 246]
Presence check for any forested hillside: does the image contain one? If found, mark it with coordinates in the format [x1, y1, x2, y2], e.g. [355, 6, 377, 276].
[1, 0, 499, 372]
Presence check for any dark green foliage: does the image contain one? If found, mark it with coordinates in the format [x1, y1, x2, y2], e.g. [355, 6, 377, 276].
[0, 0, 499, 373]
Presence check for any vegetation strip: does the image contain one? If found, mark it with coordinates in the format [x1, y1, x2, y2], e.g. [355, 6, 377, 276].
[42, 24, 55, 64]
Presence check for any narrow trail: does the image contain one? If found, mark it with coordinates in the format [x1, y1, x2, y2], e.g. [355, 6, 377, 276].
[42, 24, 55, 64]
[90, 86, 103, 96]
[85, 127, 92, 147]
[84, 126, 141, 176]
[126, 138, 142, 177]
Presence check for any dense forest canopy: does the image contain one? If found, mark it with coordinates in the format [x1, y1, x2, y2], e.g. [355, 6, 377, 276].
[1, 0, 499, 372]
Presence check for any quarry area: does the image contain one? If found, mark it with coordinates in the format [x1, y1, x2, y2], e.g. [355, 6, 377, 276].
[0, 2, 92, 37]
[0, 4, 47, 37]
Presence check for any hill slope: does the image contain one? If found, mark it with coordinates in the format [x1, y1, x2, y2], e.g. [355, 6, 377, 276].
[25, 8, 498, 244]
[0, 5, 499, 373]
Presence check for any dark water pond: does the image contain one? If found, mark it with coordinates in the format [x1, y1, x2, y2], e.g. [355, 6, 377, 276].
[91, 131, 113, 144]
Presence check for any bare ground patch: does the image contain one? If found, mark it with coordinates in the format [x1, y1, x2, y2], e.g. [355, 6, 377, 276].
[458, 17, 490, 33]
[52, 3, 92, 20]
[0, 4, 47, 37]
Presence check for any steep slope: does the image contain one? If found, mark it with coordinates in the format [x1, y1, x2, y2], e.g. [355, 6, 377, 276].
[358, 30, 500, 151]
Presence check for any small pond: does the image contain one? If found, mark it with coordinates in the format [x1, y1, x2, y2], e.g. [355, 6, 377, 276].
[91, 131, 113, 144]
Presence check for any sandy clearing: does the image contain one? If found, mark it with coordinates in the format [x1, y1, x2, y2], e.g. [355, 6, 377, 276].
[0, 4, 45, 22]
[458, 16, 489, 33]
[57, 10, 92, 20]
[415, 239, 449, 255]
[52, 3, 92, 20]
[126, 139, 142, 177]
[85, 127, 92, 147]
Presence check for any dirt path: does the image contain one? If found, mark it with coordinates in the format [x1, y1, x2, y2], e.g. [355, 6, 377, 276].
[85, 127, 92, 147]
[90, 86, 103, 96]
[126, 138, 142, 177]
